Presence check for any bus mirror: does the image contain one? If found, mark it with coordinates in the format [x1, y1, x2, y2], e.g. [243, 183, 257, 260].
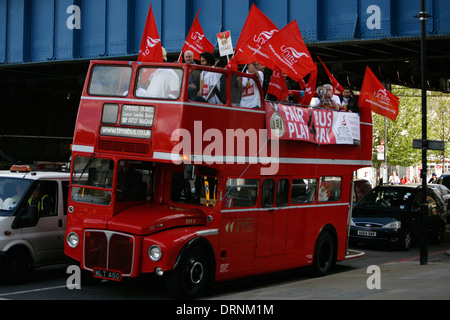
[184, 165, 195, 180]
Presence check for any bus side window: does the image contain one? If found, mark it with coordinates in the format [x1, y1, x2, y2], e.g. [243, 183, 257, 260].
[225, 178, 258, 208]
[89, 65, 132, 97]
[261, 179, 275, 208]
[276, 179, 289, 207]
[318, 177, 342, 202]
[291, 179, 318, 204]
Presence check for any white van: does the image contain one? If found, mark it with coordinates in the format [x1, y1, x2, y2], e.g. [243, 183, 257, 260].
[0, 165, 70, 283]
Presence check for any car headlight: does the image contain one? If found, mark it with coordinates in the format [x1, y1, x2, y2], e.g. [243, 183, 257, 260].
[67, 232, 79, 248]
[148, 245, 162, 261]
[382, 221, 401, 229]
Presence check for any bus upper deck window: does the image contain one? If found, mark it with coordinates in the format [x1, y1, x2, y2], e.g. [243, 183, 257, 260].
[88, 65, 132, 97]
[135, 67, 183, 100]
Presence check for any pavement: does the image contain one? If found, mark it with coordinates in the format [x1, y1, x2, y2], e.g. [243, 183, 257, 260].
[212, 227, 450, 300]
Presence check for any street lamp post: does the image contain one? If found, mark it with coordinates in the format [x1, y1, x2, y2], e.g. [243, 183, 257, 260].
[418, 0, 430, 265]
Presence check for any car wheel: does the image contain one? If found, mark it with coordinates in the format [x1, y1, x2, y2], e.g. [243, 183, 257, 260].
[1, 247, 33, 284]
[312, 231, 336, 276]
[398, 230, 412, 251]
[166, 246, 211, 299]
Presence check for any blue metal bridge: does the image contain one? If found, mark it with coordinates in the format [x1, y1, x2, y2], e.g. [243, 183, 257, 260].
[0, 0, 449, 163]
[1, 0, 450, 89]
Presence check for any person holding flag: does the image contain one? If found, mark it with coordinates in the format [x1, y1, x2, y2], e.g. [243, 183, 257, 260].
[238, 62, 265, 108]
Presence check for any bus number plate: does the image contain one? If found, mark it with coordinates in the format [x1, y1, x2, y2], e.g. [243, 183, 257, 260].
[93, 268, 122, 281]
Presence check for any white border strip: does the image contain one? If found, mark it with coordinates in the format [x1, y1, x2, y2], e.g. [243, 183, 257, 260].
[72, 144, 94, 153]
[221, 202, 349, 213]
[153, 151, 372, 167]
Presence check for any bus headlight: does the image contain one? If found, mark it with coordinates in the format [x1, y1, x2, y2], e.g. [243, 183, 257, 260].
[148, 245, 162, 261]
[67, 232, 79, 248]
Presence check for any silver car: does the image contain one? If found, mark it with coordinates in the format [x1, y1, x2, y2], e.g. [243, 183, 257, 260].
[0, 165, 70, 283]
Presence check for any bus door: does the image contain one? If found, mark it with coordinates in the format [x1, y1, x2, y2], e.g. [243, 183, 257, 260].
[256, 178, 288, 260]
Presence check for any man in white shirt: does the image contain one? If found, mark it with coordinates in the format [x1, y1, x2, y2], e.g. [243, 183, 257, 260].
[312, 84, 341, 110]
[136, 68, 180, 99]
[239, 63, 264, 109]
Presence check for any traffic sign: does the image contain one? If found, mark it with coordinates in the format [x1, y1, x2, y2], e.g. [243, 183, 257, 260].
[412, 139, 445, 151]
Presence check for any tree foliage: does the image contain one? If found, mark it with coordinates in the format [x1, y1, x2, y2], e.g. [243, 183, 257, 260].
[371, 85, 450, 168]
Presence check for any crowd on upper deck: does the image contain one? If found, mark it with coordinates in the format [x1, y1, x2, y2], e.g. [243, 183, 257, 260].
[135, 45, 359, 113]
[178, 49, 359, 113]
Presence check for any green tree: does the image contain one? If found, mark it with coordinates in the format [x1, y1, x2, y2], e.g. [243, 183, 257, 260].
[372, 85, 422, 168]
[372, 86, 450, 173]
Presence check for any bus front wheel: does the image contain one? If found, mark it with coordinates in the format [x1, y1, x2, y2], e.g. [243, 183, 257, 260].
[312, 231, 336, 277]
[166, 245, 211, 299]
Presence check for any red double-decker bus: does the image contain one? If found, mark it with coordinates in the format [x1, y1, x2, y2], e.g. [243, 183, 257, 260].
[64, 60, 372, 298]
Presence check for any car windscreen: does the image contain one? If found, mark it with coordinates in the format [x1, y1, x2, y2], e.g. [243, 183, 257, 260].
[356, 187, 414, 211]
[0, 177, 33, 215]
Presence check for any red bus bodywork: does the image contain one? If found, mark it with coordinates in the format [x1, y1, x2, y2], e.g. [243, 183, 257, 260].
[64, 60, 372, 298]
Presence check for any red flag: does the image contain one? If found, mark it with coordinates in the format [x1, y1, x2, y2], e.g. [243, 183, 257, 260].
[256, 20, 315, 82]
[317, 56, 344, 94]
[359, 66, 400, 121]
[232, 4, 279, 65]
[300, 62, 318, 105]
[178, 9, 215, 62]
[225, 58, 238, 71]
[267, 67, 289, 101]
[138, 4, 163, 62]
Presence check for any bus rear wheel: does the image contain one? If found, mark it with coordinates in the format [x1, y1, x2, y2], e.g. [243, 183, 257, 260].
[166, 246, 211, 299]
[312, 231, 336, 277]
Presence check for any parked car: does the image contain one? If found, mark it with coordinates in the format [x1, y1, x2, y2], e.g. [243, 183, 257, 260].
[0, 165, 70, 283]
[429, 184, 450, 218]
[437, 173, 450, 190]
[350, 184, 447, 250]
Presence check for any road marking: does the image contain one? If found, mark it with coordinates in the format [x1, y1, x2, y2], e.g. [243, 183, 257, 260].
[0, 285, 67, 299]
[384, 249, 449, 264]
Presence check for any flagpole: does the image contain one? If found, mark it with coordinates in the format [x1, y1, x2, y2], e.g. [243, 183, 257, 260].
[417, 0, 430, 266]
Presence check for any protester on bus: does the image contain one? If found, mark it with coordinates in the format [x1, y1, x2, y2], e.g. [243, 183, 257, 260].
[238, 62, 264, 108]
[144, 68, 180, 99]
[186, 57, 201, 100]
[197, 52, 223, 104]
[183, 50, 196, 64]
[184, 50, 200, 100]
[136, 47, 180, 99]
[312, 84, 341, 110]
[340, 86, 359, 113]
